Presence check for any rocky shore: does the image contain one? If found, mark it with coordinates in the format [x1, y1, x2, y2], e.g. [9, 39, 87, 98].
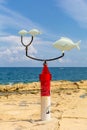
[0, 80, 87, 130]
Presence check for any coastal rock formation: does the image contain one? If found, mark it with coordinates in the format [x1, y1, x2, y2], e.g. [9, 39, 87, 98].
[0, 80, 87, 130]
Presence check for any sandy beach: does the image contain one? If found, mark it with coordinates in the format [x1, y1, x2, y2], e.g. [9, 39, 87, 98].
[0, 80, 87, 130]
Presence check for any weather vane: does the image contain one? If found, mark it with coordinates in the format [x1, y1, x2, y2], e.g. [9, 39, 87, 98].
[19, 29, 80, 121]
[19, 29, 65, 64]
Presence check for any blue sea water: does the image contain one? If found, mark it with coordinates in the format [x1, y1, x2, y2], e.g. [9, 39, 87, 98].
[0, 67, 87, 84]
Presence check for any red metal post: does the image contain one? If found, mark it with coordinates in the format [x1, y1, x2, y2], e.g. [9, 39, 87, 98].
[39, 63, 52, 120]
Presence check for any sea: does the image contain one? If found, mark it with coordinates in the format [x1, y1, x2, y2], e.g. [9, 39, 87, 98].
[0, 67, 87, 85]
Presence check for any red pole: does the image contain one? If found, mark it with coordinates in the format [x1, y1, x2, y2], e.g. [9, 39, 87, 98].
[39, 62, 52, 120]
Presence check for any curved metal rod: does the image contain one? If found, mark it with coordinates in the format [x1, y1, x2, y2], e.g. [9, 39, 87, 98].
[21, 35, 65, 62]
[26, 46, 64, 62]
[21, 35, 33, 47]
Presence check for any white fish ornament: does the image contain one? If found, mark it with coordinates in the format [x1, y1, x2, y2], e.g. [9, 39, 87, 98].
[53, 37, 81, 52]
[28, 29, 41, 36]
[19, 30, 27, 36]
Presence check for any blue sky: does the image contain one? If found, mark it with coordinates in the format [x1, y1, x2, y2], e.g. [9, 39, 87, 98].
[0, 0, 87, 67]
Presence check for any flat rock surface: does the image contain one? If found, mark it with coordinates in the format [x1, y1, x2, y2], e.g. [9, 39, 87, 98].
[0, 80, 87, 130]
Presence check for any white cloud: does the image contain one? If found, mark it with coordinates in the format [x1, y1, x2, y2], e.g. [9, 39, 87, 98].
[0, 35, 38, 64]
[0, 46, 29, 63]
[57, 0, 87, 28]
[0, 34, 55, 65]
[0, 35, 20, 44]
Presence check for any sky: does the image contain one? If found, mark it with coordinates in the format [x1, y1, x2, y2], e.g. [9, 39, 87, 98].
[0, 0, 87, 67]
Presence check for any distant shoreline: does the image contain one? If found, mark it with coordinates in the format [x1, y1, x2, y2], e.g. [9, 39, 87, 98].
[0, 79, 87, 85]
[0, 80, 87, 94]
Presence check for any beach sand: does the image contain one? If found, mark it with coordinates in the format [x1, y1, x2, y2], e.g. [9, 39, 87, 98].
[0, 80, 87, 130]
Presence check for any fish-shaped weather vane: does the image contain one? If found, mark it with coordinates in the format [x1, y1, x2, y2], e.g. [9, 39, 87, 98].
[19, 29, 81, 63]
[53, 37, 81, 52]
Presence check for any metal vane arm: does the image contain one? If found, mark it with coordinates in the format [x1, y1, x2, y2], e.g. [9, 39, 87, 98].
[26, 48, 64, 62]
[20, 35, 64, 63]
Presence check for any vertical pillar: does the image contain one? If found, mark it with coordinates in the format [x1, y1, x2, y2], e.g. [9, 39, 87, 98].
[39, 62, 52, 121]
